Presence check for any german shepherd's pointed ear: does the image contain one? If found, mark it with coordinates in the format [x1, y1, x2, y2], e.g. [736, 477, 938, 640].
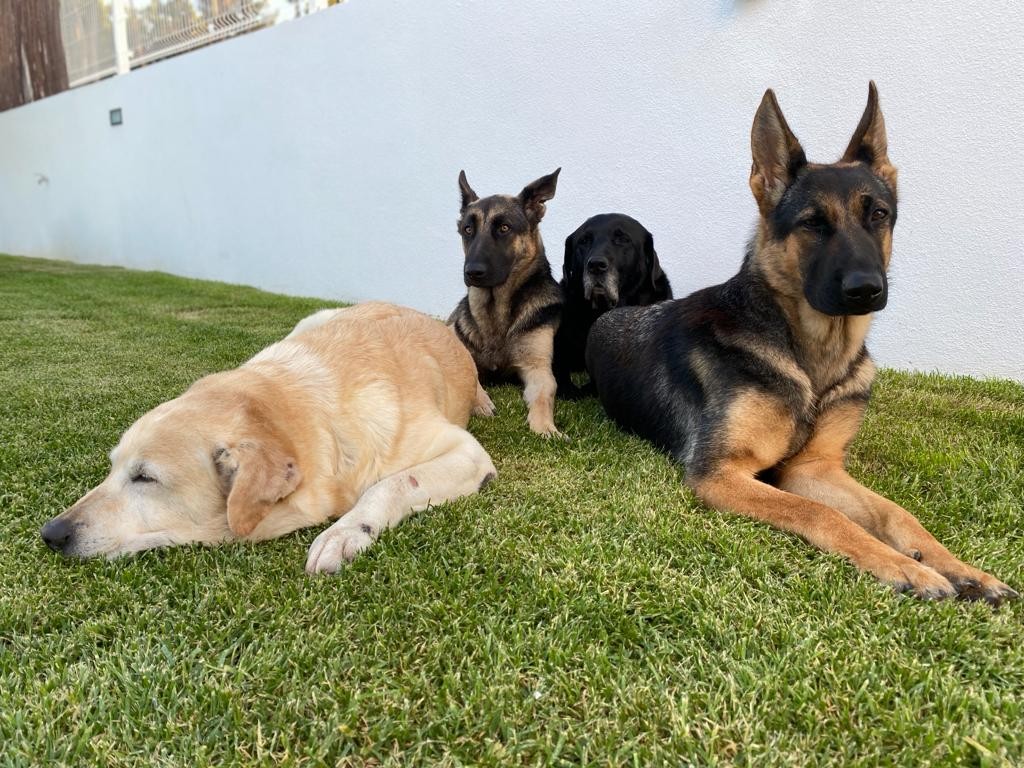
[750, 89, 806, 215]
[458, 170, 478, 213]
[643, 230, 665, 291]
[213, 439, 302, 538]
[519, 168, 561, 225]
[842, 81, 898, 192]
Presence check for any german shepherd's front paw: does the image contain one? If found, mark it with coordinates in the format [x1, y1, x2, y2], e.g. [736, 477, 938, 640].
[943, 568, 1019, 607]
[473, 391, 497, 421]
[906, 552, 1019, 606]
[531, 422, 566, 439]
[527, 407, 565, 438]
[882, 560, 957, 601]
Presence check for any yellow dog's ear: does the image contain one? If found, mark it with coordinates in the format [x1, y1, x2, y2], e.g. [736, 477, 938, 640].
[213, 438, 301, 538]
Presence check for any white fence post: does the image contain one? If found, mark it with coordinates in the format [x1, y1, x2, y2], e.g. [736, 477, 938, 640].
[112, 0, 129, 75]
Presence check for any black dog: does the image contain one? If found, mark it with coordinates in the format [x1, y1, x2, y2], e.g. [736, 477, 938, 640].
[553, 213, 671, 398]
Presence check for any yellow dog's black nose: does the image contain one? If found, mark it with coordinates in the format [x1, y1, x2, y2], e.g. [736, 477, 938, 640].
[40, 518, 74, 552]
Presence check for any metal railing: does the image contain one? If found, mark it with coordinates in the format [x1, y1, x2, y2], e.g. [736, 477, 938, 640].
[60, 0, 117, 86]
[59, 1, 324, 88]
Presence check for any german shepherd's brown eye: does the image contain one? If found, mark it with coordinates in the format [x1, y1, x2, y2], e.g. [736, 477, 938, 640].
[870, 207, 889, 223]
[800, 215, 828, 233]
[497, 223, 511, 235]
[462, 224, 474, 236]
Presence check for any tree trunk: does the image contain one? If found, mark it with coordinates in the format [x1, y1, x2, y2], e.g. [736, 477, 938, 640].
[0, 0, 69, 112]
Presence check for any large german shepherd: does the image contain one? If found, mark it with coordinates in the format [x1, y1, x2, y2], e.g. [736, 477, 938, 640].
[586, 83, 1017, 604]
[448, 169, 564, 437]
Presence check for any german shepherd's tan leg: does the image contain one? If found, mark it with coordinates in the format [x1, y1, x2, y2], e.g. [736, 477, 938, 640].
[516, 326, 562, 438]
[305, 425, 496, 574]
[693, 469, 957, 599]
[777, 404, 1018, 605]
[688, 393, 957, 599]
[473, 382, 496, 417]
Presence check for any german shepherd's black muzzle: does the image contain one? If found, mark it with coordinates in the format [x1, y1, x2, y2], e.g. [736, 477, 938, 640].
[463, 263, 495, 288]
[804, 232, 889, 316]
[460, 214, 517, 288]
[463, 248, 511, 288]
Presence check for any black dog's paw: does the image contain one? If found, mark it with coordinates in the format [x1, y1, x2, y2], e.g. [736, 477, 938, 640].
[556, 381, 596, 401]
[557, 383, 586, 401]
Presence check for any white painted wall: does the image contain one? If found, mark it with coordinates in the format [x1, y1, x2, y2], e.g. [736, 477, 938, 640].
[1, 0, 1022, 381]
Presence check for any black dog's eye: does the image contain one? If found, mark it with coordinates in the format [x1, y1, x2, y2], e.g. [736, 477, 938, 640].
[800, 215, 828, 233]
[613, 231, 631, 246]
[870, 208, 889, 223]
[131, 472, 156, 484]
[497, 223, 511, 235]
[577, 235, 592, 251]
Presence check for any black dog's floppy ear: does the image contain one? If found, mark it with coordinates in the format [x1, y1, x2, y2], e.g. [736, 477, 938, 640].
[643, 230, 666, 290]
[561, 234, 577, 286]
[458, 170, 478, 213]
[213, 440, 301, 538]
[749, 89, 806, 215]
[842, 81, 897, 193]
[562, 229, 578, 284]
[519, 168, 560, 225]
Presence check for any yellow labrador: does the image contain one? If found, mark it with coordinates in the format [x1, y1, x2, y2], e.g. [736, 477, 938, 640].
[41, 302, 497, 573]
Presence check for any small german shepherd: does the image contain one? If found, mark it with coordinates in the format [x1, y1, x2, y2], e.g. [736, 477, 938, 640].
[448, 169, 564, 437]
[586, 83, 1017, 604]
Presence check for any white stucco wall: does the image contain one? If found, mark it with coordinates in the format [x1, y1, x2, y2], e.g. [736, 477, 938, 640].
[1, 0, 1022, 381]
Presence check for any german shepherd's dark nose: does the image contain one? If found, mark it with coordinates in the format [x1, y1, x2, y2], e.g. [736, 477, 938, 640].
[841, 270, 885, 311]
[463, 261, 489, 285]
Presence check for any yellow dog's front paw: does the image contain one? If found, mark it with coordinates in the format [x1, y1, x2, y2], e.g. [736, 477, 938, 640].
[305, 522, 375, 574]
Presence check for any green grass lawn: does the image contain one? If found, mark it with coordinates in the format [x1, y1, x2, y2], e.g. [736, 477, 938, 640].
[1, 254, 1022, 767]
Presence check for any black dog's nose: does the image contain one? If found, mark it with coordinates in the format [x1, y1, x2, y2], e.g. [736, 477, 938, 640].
[842, 272, 884, 303]
[587, 257, 609, 275]
[41, 518, 74, 552]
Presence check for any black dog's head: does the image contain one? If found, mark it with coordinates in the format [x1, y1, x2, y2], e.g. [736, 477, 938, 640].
[456, 169, 560, 288]
[563, 214, 668, 310]
[749, 82, 898, 316]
